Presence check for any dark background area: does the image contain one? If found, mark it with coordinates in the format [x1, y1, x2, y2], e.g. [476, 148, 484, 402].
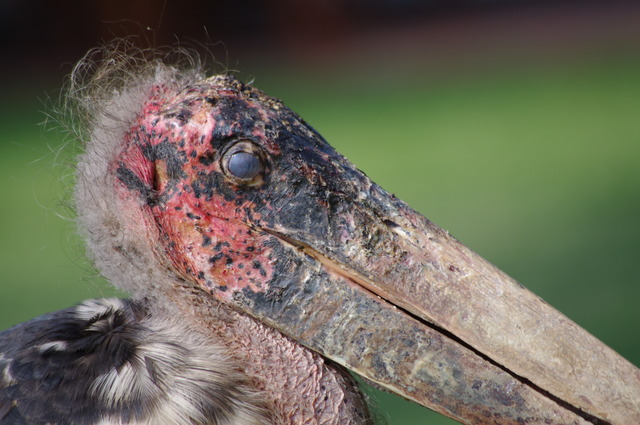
[1, 1, 639, 424]
[3, 0, 640, 83]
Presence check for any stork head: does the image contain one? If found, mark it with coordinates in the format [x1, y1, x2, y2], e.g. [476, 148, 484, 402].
[73, 49, 639, 425]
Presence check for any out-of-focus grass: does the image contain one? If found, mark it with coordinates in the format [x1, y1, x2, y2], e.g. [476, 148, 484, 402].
[1, 59, 639, 425]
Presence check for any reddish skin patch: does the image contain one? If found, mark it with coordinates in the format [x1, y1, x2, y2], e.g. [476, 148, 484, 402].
[113, 82, 276, 302]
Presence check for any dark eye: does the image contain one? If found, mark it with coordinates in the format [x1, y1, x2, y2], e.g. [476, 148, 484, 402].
[221, 140, 268, 186]
[228, 151, 262, 180]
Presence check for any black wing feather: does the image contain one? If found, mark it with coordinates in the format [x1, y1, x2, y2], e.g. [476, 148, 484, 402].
[0, 299, 146, 425]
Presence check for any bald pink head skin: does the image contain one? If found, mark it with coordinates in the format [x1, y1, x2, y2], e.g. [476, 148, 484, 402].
[108, 73, 388, 311]
[113, 78, 279, 301]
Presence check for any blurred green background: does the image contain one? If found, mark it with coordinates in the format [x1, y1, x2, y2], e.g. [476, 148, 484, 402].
[1, 1, 639, 424]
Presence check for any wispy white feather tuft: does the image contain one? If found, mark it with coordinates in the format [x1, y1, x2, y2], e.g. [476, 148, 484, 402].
[69, 42, 206, 303]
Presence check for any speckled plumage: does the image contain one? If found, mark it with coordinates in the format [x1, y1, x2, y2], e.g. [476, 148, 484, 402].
[0, 298, 269, 425]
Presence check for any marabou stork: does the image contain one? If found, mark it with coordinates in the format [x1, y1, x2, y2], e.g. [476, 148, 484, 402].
[1, 48, 639, 425]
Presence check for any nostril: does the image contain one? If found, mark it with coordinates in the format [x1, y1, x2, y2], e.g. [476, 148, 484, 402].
[382, 219, 399, 229]
[382, 218, 413, 240]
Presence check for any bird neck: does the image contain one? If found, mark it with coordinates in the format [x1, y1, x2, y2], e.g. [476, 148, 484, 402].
[155, 281, 372, 425]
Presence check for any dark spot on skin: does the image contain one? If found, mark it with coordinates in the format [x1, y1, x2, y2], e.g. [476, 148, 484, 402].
[252, 260, 267, 277]
[192, 181, 205, 199]
[205, 96, 217, 106]
[243, 207, 260, 224]
[116, 164, 156, 205]
[449, 265, 460, 272]
[214, 241, 230, 251]
[202, 235, 211, 247]
[176, 108, 192, 124]
[209, 253, 224, 264]
[198, 154, 214, 166]
[218, 285, 228, 292]
[197, 271, 205, 280]
[238, 263, 244, 269]
[186, 212, 201, 220]
[225, 257, 233, 265]
[190, 150, 197, 158]
[472, 380, 483, 390]
[246, 246, 255, 252]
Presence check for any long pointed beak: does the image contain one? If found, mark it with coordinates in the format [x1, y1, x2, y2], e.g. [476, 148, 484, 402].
[240, 180, 639, 425]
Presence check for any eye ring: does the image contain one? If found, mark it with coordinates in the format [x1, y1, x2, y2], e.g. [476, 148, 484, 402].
[220, 140, 269, 186]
